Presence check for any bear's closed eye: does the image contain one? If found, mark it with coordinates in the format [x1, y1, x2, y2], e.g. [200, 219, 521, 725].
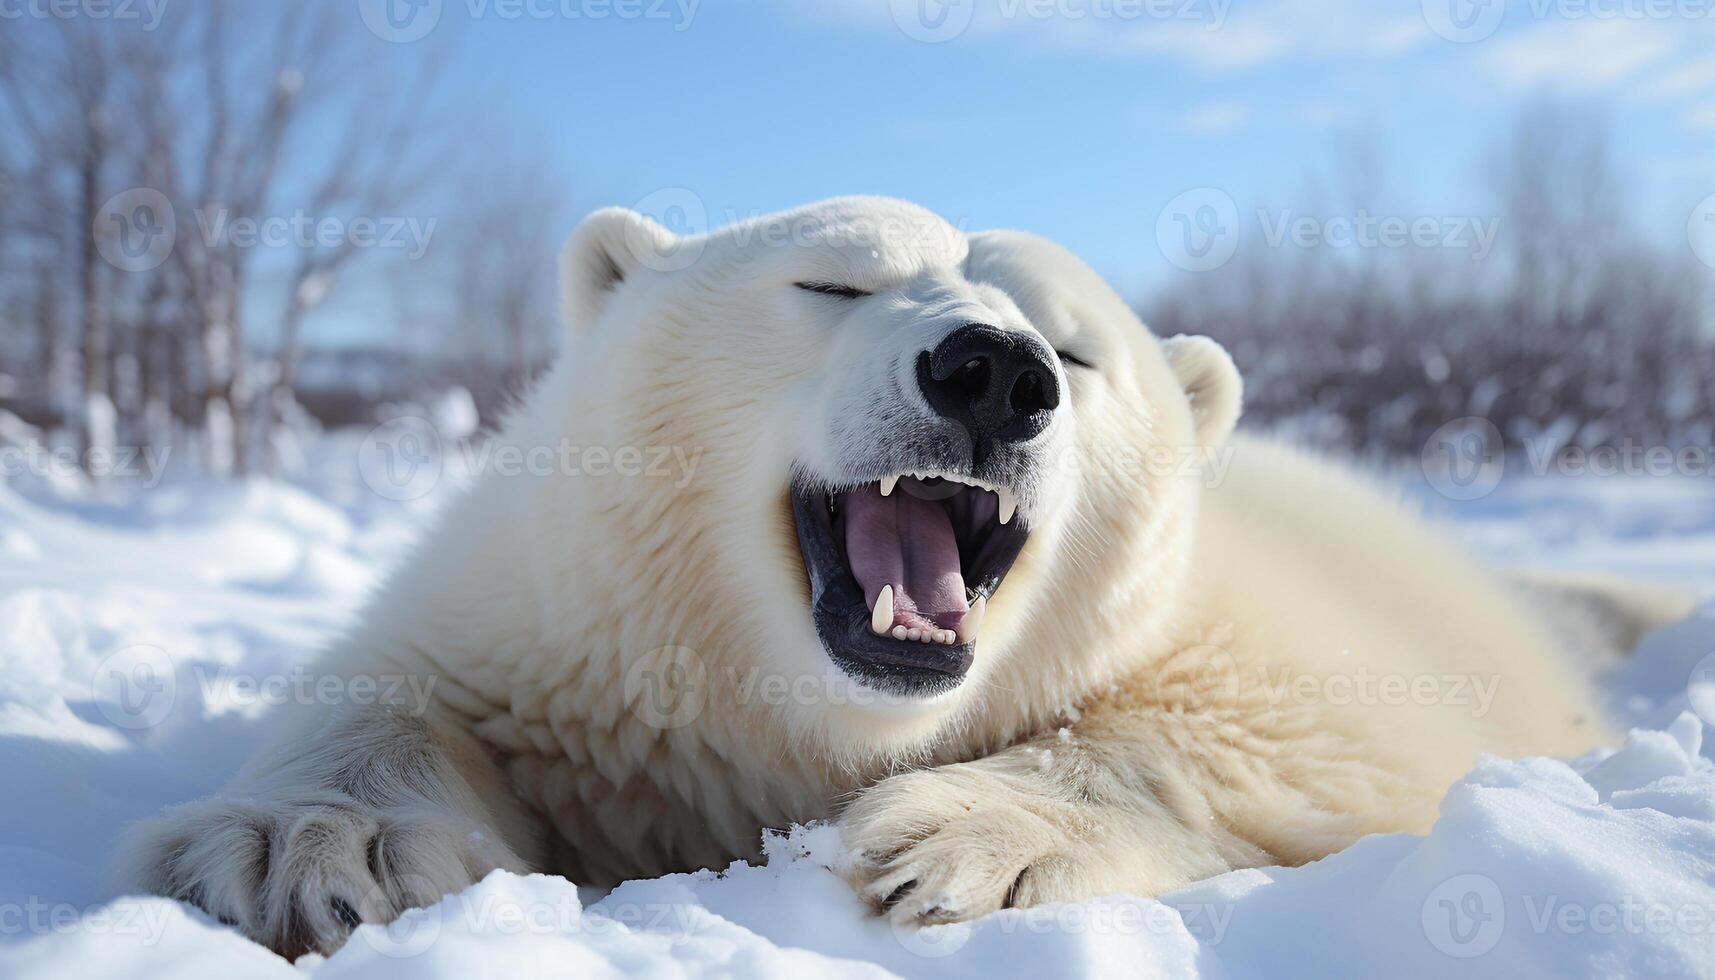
[794, 281, 872, 299]
[1055, 349, 1095, 370]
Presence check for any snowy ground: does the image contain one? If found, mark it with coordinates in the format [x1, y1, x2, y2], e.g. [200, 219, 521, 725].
[0, 429, 1712, 979]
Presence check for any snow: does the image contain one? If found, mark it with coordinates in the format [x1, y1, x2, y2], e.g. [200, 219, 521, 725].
[0, 437, 1712, 978]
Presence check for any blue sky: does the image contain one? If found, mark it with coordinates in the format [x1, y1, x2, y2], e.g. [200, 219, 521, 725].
[347, 0, 1715, 309]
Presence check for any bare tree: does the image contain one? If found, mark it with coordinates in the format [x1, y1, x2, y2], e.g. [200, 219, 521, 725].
[126, 1, 452, 474]
[259, 57, 453, 472]
[441, 141, 567, 398]
[0, 19, 138, 467]
[1147, 103, 1715, 460]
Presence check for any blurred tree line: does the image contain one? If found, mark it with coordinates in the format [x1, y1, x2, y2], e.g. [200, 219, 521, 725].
[1147, 104, 1715, 464]
[0, 2, 564, 478]
[2, 7, 1708, 484]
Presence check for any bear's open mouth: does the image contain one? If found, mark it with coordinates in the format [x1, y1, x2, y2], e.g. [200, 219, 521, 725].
[790, 471, 1030, 696]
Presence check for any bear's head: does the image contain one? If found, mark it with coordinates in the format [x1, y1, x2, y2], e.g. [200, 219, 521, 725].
[544, 196, 1240, 755]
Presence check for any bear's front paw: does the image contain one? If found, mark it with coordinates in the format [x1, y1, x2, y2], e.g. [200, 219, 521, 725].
[120, 792, 519, 958]
[838, 768, 1090, 926]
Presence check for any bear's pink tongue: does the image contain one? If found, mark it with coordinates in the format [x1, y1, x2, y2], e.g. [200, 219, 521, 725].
[843, 485, 969, 632]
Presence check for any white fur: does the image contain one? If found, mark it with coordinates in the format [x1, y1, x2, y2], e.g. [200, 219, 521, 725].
[118, 197, 1675, 953]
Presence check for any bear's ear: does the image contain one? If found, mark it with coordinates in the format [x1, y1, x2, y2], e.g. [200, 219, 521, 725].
[1161, 334, 1243, 447]
[558, 207, 678, 331]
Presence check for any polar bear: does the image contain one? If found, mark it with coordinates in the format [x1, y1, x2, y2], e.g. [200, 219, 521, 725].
[120, 197, 1688, 957]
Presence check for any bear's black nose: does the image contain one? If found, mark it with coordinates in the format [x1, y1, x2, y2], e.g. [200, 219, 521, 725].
[916, 323, 1060, 450]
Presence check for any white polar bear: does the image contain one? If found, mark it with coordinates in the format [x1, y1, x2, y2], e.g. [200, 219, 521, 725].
[120, 197, 1691, 956]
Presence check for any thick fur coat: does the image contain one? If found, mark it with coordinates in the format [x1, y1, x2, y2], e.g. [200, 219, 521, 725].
[120, 198, 1686, 957]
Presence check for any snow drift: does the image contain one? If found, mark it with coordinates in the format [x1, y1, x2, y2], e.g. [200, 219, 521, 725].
[0, 444, 1711, 979]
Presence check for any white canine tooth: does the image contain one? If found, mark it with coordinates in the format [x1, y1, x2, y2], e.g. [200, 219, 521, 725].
[871, 585, 894, 635]
[879, 474, 899, 497]
[997, 489, 1017, 526]
[892, 625, 908, 641]
[956, 594, 986, 644]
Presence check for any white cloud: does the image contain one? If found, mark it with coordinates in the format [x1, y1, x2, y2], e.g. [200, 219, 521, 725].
[1363, 16, 1435, 56]
[1048, 2, 1431, 72]
[1644, 152, 1715, 182]
[1096, 21, 1291, 72]
[1642, 59, 1715, 101]
[1481, 20, 1677, 91]
[1173, 101, 1253, 134]
[1684, 104, 1715, 131]
[1295, 98, 1349, 127]
[792, 0, 1433, 74]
